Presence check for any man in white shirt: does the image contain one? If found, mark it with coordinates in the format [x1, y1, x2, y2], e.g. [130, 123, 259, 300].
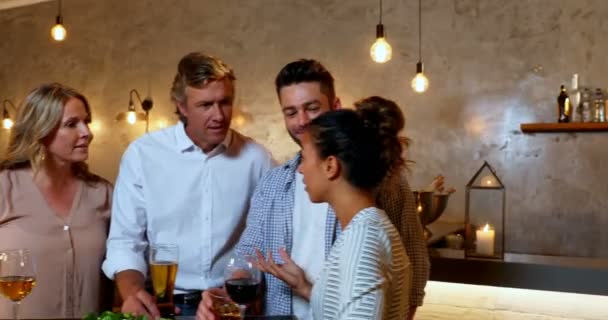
[102, 52, 274, 318]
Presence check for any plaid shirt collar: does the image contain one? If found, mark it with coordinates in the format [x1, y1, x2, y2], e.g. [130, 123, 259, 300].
[279, 152, 301, 190]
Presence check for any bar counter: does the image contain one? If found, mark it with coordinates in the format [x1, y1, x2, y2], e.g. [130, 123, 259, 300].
[429, 255, 608, 296]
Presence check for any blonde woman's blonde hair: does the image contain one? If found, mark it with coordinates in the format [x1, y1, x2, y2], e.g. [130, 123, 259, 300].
[1, 83, 99, 182]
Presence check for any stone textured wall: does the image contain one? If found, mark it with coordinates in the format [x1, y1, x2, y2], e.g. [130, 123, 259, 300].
[1, 0, 607, 258]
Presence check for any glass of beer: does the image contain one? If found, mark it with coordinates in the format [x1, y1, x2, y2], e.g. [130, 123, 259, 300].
[0, 249, 37, 320]
[149, 244, 179, 317]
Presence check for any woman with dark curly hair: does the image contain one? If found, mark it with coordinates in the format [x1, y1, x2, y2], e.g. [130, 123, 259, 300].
[257, 96, 411, 319]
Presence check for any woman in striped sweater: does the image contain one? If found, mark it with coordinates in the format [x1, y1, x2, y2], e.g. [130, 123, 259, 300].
[256, 96, 412, 319]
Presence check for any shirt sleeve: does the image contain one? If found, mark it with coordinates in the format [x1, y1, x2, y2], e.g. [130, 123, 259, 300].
[376, 173, 430, 307]
[236, 144, 277, 258]
[235, 174, 269, 258]
[101, 144, 149, 279]
[335, 224, 388, 320]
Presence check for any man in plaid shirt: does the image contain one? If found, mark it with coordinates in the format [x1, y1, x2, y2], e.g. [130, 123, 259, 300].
[198, 59, 429, 320]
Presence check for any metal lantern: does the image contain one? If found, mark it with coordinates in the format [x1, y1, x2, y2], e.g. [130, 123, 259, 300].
[465, 161, 505, 260]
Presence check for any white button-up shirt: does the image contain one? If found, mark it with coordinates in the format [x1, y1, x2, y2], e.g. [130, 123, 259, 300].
[102, 122, 274, 291]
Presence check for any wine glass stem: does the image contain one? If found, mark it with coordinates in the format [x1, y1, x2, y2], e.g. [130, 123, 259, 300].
[12, 302, 20, 320]
[239, 304, 247, 318]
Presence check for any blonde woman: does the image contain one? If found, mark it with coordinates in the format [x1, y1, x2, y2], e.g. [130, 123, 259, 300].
[0, 83, 112, 318]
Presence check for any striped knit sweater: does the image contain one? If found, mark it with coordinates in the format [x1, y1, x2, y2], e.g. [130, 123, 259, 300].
[310, 207, 412, 319]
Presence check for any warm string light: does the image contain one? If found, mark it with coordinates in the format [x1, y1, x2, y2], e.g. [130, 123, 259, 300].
[51, 0, 66, 41]
[370, 32, 392, 63]
[2, 118, 13, 130]
[370, 0, 392, 63]
[411, 0, 429, 93]
[411, 62, 429, 93]
[2, 100, 16, 130]
[51, 17, 66, 41]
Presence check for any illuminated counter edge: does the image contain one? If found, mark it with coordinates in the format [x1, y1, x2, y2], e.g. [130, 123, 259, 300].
[429, 256, 608, 296]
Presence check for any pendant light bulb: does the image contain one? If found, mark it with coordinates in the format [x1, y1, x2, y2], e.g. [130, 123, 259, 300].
[370, 24, 392, 63]
[2, 118, 13, 130]
[51, 15, 66, 41]
[411, 62, 429, 93]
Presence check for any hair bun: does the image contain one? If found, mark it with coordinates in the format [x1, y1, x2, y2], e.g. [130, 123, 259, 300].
[354, 96, 406, 176]
[355, 96, 404, 138]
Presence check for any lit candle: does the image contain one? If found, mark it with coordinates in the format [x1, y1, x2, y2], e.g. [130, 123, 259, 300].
[481, 175, 497, 187]
[476, 224, 495, 256]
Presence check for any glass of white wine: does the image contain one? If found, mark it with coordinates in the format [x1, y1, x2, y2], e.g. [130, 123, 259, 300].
[0, 249, 36, 320]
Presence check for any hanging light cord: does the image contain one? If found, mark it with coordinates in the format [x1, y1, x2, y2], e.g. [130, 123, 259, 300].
[379, 0, 383, 24]
[57, 0, 62, 16]
[418, 0, 422, 61]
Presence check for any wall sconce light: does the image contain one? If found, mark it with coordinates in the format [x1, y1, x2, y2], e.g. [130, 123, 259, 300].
[2, 99, 17, 130]
[116, 89, 153, 133]
[370, 0, 392, 63]
[411, 0, 429, 93]
[50, 0, 67, 41]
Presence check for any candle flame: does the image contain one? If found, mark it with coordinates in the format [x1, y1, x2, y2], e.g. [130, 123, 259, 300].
[483, 224, 490, 232]
[481, 175, 497, 187]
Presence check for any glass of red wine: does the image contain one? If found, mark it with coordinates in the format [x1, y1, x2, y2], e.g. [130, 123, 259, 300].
[223, 253, 261, 316]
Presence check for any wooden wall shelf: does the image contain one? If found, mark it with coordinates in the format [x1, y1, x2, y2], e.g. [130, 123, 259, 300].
[520, 122, 608, 133]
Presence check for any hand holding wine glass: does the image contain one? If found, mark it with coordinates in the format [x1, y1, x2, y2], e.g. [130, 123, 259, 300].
[223, 253, 261, 316]
[0, 249, 37, 320]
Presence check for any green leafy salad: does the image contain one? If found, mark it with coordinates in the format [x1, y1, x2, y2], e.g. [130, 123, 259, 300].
[84, 311, 172, 320]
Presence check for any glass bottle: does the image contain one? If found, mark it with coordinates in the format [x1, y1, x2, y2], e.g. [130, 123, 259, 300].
[594, 88, 605, 122]
[557, 85, 570, 123]
[605, 88, 608, 122]
[581, 88, 592, 122]
[570, 74, 582, 122]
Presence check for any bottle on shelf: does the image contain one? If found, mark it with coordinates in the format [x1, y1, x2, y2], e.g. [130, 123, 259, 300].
[570, 74, 582, 122]
[581, 88, 593, 122]
[557, 85, 571, 123]
[593, 88, 606, 122]
[605, 88, 608, 121]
